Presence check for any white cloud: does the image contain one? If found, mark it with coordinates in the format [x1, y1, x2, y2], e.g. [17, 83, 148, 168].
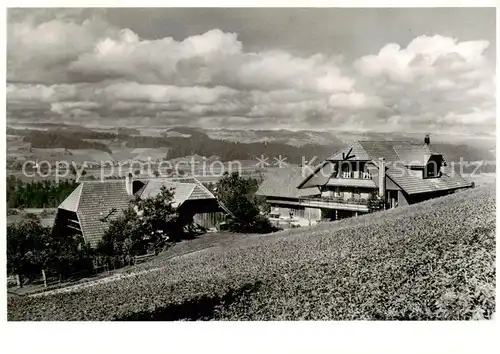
[50, 101, 102, 115]
[354, 35, 495, 131]
[438, 109, 494, 126]
[93, 82, 239, 105]
[329, 92, 384, 109]
[6, 12, 495, 134]
[354, 35, 491, 83]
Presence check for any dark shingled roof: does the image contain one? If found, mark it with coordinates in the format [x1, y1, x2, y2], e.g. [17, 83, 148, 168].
[329, 140, 440, 167]
[356, 140, 402, 163]
[366, 165, 401, 191]
[58, 177, 218, 247]
[328, 141, 371, 161]
[136, 178, 215, 205]
[298, 161, 333, 188]
[386, 166, 472, 195]
[297, 140, 472, 196]
[256, 167, 320, 199]
[73, 181, 131, 247]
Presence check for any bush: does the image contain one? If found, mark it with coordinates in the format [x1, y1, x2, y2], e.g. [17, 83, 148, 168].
[367, 192, 385, 213]
[7, 220, 94, 285]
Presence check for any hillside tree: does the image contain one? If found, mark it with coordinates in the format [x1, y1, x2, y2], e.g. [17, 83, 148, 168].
[216, 172, 278, 233]
[97, 186, 181, 266]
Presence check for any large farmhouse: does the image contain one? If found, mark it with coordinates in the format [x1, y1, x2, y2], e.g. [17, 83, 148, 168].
[53, 176, 227, 247]
[256, 136, 473, 226]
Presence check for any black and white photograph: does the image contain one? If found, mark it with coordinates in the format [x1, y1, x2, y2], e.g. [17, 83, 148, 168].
[3, 3, 497, 340]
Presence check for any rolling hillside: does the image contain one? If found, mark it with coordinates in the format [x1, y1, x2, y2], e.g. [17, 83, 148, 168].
[8, 184, 495, 321]
[7, 124, 496, 169]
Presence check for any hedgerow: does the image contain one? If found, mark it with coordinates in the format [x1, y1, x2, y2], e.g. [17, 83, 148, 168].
[8, 185, 495, 320]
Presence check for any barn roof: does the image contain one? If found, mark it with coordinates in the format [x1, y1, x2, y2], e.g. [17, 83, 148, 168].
[58, 183, 83, 212]
[57, 177, 218, 247]
[135, 179, 215, 206]
[72, 181, 132, 247]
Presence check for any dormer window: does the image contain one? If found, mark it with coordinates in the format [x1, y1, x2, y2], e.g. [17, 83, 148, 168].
[426, 168, 437, 178]
[424, 161, 442, 179]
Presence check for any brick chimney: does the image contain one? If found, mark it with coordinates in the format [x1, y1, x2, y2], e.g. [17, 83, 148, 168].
[125, 173, 133, 196]
[378, 157, 386, 199]
[424, 134, 430, 146]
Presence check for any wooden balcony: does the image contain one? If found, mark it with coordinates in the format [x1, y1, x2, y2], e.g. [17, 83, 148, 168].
[300, 196, 369, 212]
[267, 196, 370, 212]
[325, 177, 376, 188]
[337, 171, 373, 179]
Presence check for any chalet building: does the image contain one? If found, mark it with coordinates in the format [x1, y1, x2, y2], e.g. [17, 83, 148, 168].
[53, 176, 227, 247]
[256, 136, 473, 224]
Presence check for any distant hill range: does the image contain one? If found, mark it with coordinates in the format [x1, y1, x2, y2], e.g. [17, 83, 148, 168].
[6, 123, 496, 166]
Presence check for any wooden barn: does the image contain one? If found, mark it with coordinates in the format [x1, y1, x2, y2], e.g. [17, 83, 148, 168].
[53, 176, 228, 247]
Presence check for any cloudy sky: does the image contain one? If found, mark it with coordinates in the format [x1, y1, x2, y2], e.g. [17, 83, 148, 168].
[7, 8, 496, 134]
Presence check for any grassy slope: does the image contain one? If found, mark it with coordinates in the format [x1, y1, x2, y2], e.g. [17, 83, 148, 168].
[8, 185, 496, 320]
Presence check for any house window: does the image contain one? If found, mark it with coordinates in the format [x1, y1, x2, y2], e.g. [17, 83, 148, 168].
[424, 160, 442, 179]
[362, 171, 371, 179]
[340, 162, 352, 178]
[353, 188, 361, 199]
[425, 165, 440, 178]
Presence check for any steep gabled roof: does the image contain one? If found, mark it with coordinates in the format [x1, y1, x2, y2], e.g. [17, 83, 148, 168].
[392, 143, 436, 167]
[386, 166, 472, 195]
[137, 180, 197, 207]
[256, 167, 321, 199]
[297, 161, 333, 189]
[135, 179, 216, 207]
[296, 140, 471, 195]
[76, 181, 132, 247]
[327, 140, 441, 167]
[132, 177, 216, 202]
[59, 183, 83, 212]
[357, 140, 401, 163]
[327, 141, 372, 161]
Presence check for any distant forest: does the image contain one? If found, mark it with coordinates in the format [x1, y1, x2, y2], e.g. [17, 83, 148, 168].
[6, 176, 78, 209]
[7, 128, 115, 153]
[8, 127, 341, 164]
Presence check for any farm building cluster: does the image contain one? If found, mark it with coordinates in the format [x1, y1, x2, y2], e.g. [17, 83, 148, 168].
[53, 136, 473, 245]
[53, 176, 226, 247]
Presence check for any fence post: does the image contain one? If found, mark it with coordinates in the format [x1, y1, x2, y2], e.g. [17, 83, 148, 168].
[41, 269, 47, 287]
[16, 274, 21, 288]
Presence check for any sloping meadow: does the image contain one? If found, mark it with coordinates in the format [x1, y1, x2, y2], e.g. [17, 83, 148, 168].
[8, 185, 495, 320]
